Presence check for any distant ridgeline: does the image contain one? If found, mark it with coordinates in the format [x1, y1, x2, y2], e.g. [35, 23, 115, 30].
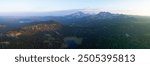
[0, 12, 150, 49]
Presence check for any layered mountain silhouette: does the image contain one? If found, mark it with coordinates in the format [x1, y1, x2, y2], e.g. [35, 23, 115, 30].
[0, 11, 150, 49]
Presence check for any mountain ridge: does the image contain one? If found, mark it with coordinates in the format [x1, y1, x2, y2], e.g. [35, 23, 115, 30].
[0, 9, 129, 16]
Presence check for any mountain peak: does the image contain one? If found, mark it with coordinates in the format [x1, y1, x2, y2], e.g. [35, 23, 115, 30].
[93, 12, 115, 19]
[69, 11, 86, 16]
[97, 12, 112, 16]
[65, 11, 89, 18]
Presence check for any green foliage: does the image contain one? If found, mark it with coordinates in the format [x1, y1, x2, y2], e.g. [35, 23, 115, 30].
[1, 14, 150, 49]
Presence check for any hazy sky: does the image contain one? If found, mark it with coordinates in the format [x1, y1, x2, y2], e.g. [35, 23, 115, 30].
[0, 0, 150, 16]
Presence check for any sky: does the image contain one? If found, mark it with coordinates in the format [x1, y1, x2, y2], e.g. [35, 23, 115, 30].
[0, 0, 150, 16]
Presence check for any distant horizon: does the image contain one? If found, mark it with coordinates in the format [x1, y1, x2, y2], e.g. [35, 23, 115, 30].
[0, 0, 150, 16]
[0, 8, 150, 17]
